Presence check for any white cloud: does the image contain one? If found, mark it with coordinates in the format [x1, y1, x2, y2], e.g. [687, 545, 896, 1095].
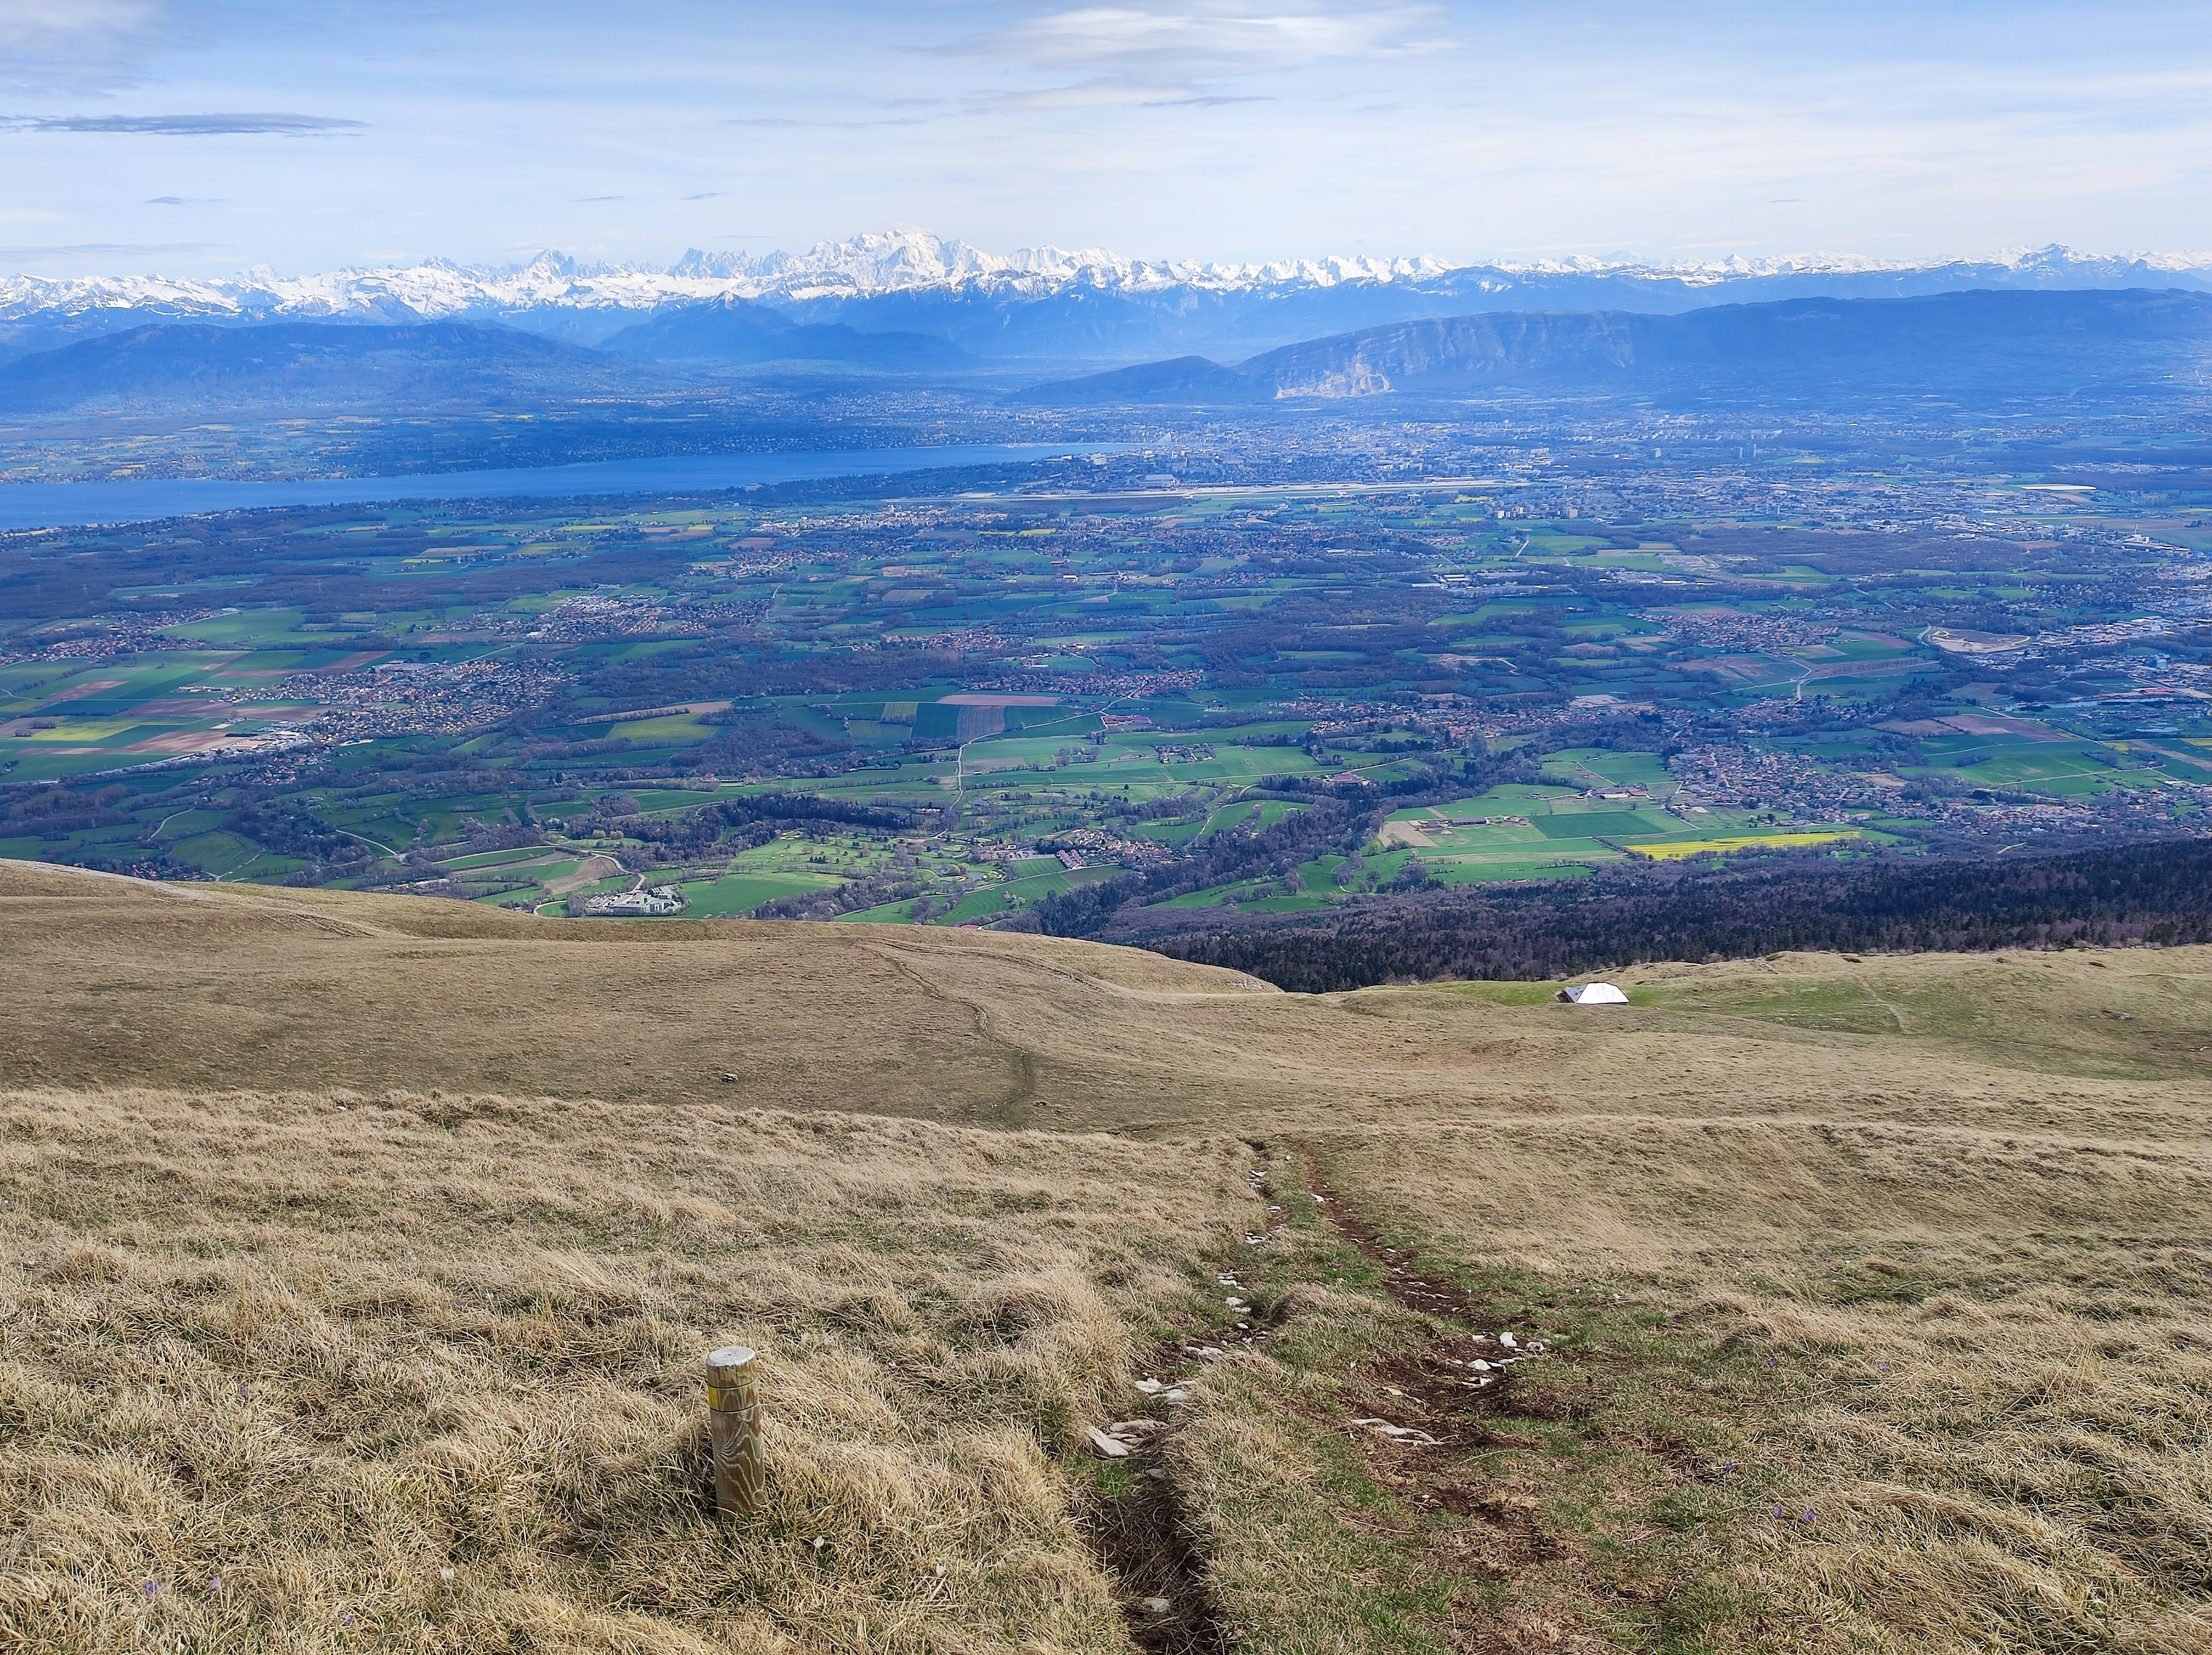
[0, 0, 180, 93]
[985, 3, 1434, 72]
[1, 2, 2208, 276]
[944, 1, 1447, 105]
[2, 112, 365, 133]
[0, 240, 221, 260]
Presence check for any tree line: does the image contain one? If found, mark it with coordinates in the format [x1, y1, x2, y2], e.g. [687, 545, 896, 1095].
[1139, 838, 2212, 990]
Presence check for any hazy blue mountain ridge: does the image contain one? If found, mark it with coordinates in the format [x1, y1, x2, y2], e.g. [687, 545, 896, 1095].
[0, 321, 643, 416]
[8, 235, 2212, 367]
[783, 257, 2212, 365]
[1019, 288, 2212, 405]
[5, 287, 2209, 424]
[598, 294, 975, 369]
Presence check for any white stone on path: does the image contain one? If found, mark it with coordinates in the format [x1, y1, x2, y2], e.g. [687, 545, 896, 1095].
[1350, 1417, 1441, 1446]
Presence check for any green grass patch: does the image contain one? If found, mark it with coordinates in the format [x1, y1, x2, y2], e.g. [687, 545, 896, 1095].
[1532, 812, 1660, 840]
[681, 870, 845, 917]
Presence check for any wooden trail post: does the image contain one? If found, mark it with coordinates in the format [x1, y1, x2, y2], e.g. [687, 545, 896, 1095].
[705, 1345, 765, 1517]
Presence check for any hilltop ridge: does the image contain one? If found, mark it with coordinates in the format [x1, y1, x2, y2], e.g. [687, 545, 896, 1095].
[7, 858, 2206, 1118]
[1020, 287, 2212, 404]
[4, 858, 2208, 1653]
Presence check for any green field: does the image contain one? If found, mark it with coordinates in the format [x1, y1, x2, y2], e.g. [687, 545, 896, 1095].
[681, 869, 845, 916]
[1352, 780, 1865, 887]
[2, 464, 2199, 928]
[1917, 736, 2164, 797]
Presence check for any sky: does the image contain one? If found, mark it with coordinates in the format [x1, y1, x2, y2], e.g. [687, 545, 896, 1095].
[2, 0, 2209, 278]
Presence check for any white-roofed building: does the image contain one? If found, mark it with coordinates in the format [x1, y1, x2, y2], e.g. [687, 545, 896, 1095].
[1558, 982, 1629, 1004]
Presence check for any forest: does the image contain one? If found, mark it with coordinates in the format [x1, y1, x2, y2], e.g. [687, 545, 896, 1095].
[1143, 837, 2212, 989]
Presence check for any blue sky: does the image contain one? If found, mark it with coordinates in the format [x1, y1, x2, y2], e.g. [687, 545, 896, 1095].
[2, 0, 2207, 275]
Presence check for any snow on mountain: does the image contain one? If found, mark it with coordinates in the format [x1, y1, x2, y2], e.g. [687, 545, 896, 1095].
[10, 230, 2212, 328]
[6, 232, 2212, 364]
[0, 229, 1483, 324]
[670, 228, 1465, 299]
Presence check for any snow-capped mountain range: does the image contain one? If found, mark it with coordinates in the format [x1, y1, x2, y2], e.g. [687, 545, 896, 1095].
[6, 229, 2212, 365]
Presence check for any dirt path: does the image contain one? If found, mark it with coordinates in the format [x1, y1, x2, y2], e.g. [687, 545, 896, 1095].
[1285, 1149, 1600, 1651]
[1086, 1148, 1570, 1654]
[1296, 1150, 1550, 1452]
[1082, 1400, 1228, 1655]
[1075, 1161, 1277, 1655]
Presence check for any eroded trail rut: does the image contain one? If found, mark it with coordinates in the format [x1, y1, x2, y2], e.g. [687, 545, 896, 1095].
[1297, 1147, 1552, 1448]
[1292, 1147, 1583, 1648]
[1087, 1145, 1564, 1654]
[1082, 1415, 1228, 1655]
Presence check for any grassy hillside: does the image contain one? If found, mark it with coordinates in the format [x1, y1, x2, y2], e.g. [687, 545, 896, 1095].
[3, 859, 2209, 1653]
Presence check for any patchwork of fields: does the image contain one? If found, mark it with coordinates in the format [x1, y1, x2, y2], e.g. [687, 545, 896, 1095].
[1, 471, 2203, 939]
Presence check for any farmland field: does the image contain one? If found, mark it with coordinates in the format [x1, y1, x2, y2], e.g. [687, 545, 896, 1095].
[1631, 829, 1861, 858]
[0, 438, 2204, 963]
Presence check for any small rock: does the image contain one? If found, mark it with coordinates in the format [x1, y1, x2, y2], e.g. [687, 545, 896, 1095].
[1110, 1418, 1164, 1437]
[1498, 1331, 1519, 1349]
[1086, 1427, 1131, 1460]
[720, 1072, 739, 1083]
[1350, 1417, 1440, 1446]
[1163, 1387, 1191, 1405]
[1133, 1378, 1162, 1395]
[1142, 1596, 1172, 1615]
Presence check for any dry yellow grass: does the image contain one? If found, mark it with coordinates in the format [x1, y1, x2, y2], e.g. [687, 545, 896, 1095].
[1304, 1111, 2212, 1651]
[0, 862, 1277, 1127]
[0, 1083, 1252, 1652]
[4, 859, 2211, 1653]
[1292, 960, 2212, 1654]
[6, 862, 2204, 1130]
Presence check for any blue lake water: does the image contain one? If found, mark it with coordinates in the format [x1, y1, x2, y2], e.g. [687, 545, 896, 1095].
[0, 444, 1111, 531]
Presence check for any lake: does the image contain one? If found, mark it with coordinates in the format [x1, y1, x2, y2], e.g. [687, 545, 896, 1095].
[0, 444, 1115, 531]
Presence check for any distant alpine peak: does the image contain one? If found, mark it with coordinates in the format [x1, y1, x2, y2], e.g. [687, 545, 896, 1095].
[4, 232, 2212, 327]
[665, 227, 1461, 299]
